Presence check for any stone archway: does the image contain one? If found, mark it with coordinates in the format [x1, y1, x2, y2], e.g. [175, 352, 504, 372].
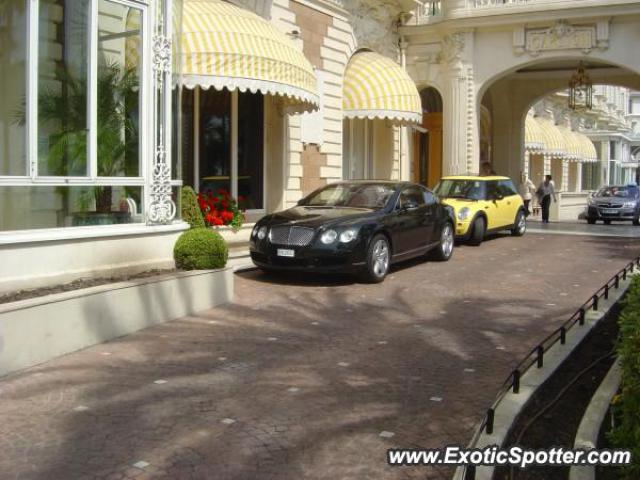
[478, 57, 640, 181]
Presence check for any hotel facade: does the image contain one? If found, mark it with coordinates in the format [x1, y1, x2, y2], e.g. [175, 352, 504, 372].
[2, 0, 640, 292]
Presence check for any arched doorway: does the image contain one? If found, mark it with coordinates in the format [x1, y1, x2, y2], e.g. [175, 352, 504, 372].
[413, 87, 443, 188]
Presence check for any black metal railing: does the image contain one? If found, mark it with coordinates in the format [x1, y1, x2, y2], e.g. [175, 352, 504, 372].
[461, 256, 640, 480]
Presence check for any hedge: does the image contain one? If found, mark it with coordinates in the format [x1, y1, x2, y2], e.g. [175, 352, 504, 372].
[181, 186, 205, 229]
[610, 275, 640, 478]
[174, 228, 228, 270]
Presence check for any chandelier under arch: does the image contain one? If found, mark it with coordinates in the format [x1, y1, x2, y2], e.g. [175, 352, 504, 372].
[568, 62, 593, 111]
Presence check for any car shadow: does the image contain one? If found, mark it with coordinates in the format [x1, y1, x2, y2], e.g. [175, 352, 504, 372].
[240, 248, 458, 287]
[237, 268, 358, 287]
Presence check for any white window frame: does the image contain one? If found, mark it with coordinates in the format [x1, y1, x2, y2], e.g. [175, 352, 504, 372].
[344, 118, 374, 180]
[192, 88, 266, 214]
[0, 0, 150, 189]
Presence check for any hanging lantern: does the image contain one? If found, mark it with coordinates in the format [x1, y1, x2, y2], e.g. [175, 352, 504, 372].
[568, 62, 593, 111]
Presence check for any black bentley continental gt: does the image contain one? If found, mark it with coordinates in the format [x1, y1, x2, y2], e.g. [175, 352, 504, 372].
[249, 181, 455, 282]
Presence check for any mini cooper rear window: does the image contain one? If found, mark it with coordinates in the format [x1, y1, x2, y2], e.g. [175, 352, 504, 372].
[434, 180, 485, 200]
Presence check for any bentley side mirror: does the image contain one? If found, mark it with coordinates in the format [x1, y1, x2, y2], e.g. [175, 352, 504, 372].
[404, 201, 419, 211]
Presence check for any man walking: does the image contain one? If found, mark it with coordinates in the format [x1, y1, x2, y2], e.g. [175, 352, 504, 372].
[536, 175, 557, 223]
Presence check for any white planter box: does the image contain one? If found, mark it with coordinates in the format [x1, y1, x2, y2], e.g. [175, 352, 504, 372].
[214, 223, 254, 246]
[213, 223, 254, 268]
[0, 268, 233, 377]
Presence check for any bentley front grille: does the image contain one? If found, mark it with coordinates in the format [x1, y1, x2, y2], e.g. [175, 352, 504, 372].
[268, 226, 315, 246]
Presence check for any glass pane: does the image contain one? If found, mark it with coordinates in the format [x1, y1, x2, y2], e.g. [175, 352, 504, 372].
[199, 89, 231, 195]
[238, 92, 263, 210]
[97, 1, 141, 177]
[171, 86, 182, 180]
[180, 89, 194, 187]
[351, 120, 365, 179]
[38, 0, 90, 176]
[0, 0, 27, 176]
[0, 185, 143, 231]
[167, 0, 182, 185]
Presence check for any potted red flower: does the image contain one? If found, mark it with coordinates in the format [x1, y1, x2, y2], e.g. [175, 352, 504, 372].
[196, 189, 245, 231]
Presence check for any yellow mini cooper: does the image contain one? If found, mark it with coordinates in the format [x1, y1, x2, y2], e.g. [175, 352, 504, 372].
[433, 175, 526, 245]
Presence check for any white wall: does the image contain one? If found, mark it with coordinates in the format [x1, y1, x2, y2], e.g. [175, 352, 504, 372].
[0, 224, 188, 294]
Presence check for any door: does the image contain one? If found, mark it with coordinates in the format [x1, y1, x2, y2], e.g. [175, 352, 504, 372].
[412, 113, 443, 189]
[391, 186, 433, 254]
[484, 181, 505, 229]
[498, 179, 521, 226]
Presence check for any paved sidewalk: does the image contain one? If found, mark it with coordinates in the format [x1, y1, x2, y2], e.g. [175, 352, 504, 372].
[0, 234, 639, 480]
[527, 219, 640, 238]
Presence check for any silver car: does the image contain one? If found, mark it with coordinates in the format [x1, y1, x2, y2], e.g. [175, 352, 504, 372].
[586, 185, 640, 225]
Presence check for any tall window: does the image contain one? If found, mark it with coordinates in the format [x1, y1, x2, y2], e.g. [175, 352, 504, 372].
[343, 118, 373, 180]
[0, 0, 27, 176]
[191, 88, 264, 211]
[0, 0, 149, 232]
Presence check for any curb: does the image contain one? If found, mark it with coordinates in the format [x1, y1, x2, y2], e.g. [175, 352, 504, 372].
[569, 362, 622, 480]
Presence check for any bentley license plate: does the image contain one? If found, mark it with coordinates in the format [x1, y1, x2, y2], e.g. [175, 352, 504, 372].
[277, 249, 295, 257]
[602, 209, 618, 215]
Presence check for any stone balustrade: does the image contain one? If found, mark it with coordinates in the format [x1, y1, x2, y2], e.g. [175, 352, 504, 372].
[409, 0, 602, 25]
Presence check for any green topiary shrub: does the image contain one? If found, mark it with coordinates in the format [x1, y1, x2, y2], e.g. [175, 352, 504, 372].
[610, 275, 640, 479]
[181, 186, 205, 229]
[174, 228, 228, 270]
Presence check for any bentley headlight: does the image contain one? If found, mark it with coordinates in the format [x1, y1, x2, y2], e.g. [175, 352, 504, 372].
[623, 201, 636, 208]
[257, 226, 268, 240]
[251, 224, 259, 237]
[457, 207, 471, 221]
[339, 228, 358, 243]
[320, 229, 338, 244]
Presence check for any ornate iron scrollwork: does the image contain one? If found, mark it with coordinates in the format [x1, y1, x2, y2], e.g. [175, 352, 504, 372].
[148, 13, 176, 225]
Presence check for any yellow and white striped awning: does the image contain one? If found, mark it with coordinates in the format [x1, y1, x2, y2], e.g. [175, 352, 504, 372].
[557, 124, 582, 161]
[535, 117, 567, 158]
[524, 116, 545, 151]
[577, 133, 598, 162]
[343, 51, 421, 125]
[181, 0, 319, 112]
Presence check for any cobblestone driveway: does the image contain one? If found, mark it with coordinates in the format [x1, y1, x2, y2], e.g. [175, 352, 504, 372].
[0, 233, 638, 480]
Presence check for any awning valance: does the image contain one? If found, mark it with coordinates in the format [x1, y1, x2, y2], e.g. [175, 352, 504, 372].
[343, 51, 421, 125]
[526, 116, 598, 163]
[181, 0, 319, 113]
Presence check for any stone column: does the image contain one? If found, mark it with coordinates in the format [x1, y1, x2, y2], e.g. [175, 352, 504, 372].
[576, 162, 583, 192]
[561, 159, 569, 192]
[443, 66, 467, 175]
[544, 154, 551, 176]
[524, 151, 531, 176]
[600, 140, 610, 187]
[439, 32, 478, 175]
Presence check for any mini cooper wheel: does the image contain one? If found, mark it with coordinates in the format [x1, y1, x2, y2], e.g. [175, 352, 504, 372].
[431, 222, 454, 261]
[468, 216, 485, 246]
[362, 234, 390, 283]
[511, 211, 526, 236]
